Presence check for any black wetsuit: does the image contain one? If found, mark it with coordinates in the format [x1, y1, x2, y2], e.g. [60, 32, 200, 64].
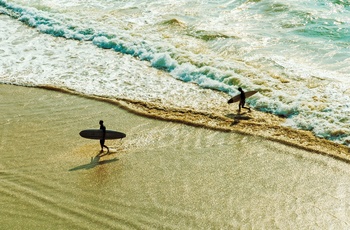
[239, 90, 246, 107]
[100, 124, 106, 146]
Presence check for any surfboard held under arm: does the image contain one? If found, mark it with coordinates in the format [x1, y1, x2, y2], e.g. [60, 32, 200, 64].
[79, 129, 126, 140]
[227, 91, 258, 104]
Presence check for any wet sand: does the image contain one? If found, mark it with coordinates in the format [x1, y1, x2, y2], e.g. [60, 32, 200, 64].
[40, 84, 350, 162]
[2, 84, 350, 229]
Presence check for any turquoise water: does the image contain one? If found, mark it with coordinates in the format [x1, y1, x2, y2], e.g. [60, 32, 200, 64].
[0, 0, 350, 144]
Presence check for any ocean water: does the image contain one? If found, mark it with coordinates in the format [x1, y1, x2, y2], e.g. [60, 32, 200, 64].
[1, 0, 350, 145]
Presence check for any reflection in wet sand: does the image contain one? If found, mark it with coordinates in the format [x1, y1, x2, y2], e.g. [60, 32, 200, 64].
[69, 153, 119, 172]
[2, 85, 350, 229]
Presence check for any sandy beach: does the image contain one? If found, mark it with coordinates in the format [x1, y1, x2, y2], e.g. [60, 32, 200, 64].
[40, 83, 350, 162]
[0, 85, 350, 229]
[2, 84, 350, 229]
[1, 0, 350, 228]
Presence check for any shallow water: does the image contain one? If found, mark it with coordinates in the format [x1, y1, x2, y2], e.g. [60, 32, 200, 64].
[1, 84, 350, 229]
[1, 0, 350, 145]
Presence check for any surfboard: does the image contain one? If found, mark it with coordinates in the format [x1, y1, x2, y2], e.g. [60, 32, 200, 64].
[227, 91, 258, 104]
[79, 129, 126, 140]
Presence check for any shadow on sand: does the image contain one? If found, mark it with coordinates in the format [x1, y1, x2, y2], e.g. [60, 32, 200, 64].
[69, 152, 118, 171]
[225, 113, 252, 126]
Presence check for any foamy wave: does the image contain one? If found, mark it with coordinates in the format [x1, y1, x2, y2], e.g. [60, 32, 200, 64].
[0, 0, 238, 95]
[93, 36, 236, 93]
[1, 0, 350, 146]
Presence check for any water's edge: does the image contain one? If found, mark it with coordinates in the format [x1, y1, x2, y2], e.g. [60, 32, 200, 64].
[19, 83, 349, 163]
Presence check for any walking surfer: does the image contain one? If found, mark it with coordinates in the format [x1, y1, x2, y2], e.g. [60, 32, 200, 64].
[99, 120, 109, 153]
[238, 87, 251, 113]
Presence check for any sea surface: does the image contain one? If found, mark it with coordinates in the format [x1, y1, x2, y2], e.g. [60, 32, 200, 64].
[1, 0, 350, 145]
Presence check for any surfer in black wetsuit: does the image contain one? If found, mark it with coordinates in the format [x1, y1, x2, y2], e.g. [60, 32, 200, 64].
[238, 87, 251, 113]
[99, 120, 109, 153]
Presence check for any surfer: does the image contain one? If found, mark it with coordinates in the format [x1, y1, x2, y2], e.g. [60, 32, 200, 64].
[238, 87, 251, 113]
[99, 120, 109, 153]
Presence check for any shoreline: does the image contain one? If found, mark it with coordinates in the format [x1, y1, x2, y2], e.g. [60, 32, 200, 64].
[35, 84, 350, 163]
[3, 83, 350, 229]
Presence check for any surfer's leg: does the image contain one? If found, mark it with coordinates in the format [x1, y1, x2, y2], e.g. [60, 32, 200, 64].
[243, 105, 251, 111]
[238, 101, 243, 113]
[241, 100, 250, 112]
[100, 139, 105, 152]
[104, 145, 109, 153]
[243, 104, 251, 111]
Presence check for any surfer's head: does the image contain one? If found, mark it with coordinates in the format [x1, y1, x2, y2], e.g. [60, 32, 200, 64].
[99, 120, 104, 125]
[238, 87, 243, 92]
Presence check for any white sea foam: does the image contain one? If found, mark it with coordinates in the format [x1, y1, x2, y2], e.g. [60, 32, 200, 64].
[1, 0, 350, 145]
[0, 15, 228, 113]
